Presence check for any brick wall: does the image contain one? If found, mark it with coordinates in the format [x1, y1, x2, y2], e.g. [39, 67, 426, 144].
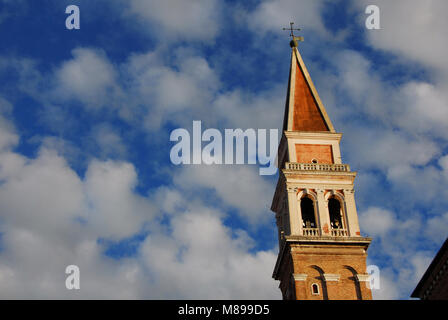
[289, 244, 372, 300]
[295, 144, 334, 164]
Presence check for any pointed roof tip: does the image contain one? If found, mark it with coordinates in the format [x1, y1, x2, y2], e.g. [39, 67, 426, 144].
[283, 45, 336, 133]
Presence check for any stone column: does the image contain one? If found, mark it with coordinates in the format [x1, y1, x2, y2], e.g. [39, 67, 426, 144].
[344, 188, 361, 236]
[287, 187, 301, 236]
[316, 189, 331, 236]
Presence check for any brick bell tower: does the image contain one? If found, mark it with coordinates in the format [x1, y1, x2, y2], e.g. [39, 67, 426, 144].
[271, 34, 372, 300]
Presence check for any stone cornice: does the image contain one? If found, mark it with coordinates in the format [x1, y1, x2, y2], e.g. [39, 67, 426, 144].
[285, 235, 372, 248]
[284, 131, 342, 141]
[282, 169, 357, 178]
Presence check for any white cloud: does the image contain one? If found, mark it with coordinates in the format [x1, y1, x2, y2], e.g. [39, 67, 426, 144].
[120, 47, 283, 131]
[357, 0, 448, 74]
[213, 88, 284, 130]
[316, 48, 448, 143]
[0, 116, 18, 152]
[0, 97, 19, 151]
[410, 253, 433, 286]
[53, 48, 119, 109]
[0, 226, 144, 299]
[0, 117, 280, 298]
[0, 148, 85, 242]
[246, 0, 328, 38]
[396, 81, 448, 138]
[385, 164, 448, 205]
[359, 207, 396, 237]
[371, 269, 400, 300]
[425, 212, 448, 244]
[345, 128, 439, 171]
[0, 144, 150, 298]
[124, 49, 220, 130]
[83, 159, 154, 240]
[3, 45, 284, 134]
[140, 208, 279, 299]
[126, 0, 221, 41]
[172, 165, 275, 224]
[359, 204, 438, 299]
[90, 124, 128, 159]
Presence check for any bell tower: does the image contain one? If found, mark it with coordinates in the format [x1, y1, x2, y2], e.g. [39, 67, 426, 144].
[271, 32, 373, 300]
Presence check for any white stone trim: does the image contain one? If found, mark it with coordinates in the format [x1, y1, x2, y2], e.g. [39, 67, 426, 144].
[355, 274, 371, 282]
[323, 274, 340, 282]
[293, 273, 308, 281]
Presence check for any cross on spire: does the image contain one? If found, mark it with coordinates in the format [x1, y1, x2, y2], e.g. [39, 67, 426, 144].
[282, 22, 304, 47]
[283, 22, 300, 37]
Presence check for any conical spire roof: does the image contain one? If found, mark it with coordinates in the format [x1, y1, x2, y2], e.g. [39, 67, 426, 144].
[283, 44, 335, 133]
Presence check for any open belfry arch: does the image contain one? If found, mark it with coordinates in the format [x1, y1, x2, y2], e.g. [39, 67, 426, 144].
[272, 25, 372, 300]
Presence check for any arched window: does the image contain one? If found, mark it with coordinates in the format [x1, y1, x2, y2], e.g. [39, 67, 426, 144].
[311, 283, 320, 295]
[329, 198, 343, 229]
[301, 197, 316, 228]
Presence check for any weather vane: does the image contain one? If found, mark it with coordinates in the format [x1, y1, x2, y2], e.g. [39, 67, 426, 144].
[282, 22, 304, 47]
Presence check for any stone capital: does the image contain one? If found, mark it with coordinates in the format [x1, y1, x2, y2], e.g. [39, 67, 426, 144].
[344, 188, 355, 195]
[287, 186, 299, 193]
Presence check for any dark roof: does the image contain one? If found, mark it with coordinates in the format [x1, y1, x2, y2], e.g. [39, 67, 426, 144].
[411, 237, 448, 298]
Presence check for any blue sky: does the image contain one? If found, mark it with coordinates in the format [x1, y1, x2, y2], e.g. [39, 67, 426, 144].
[0, 0, 447, 299]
